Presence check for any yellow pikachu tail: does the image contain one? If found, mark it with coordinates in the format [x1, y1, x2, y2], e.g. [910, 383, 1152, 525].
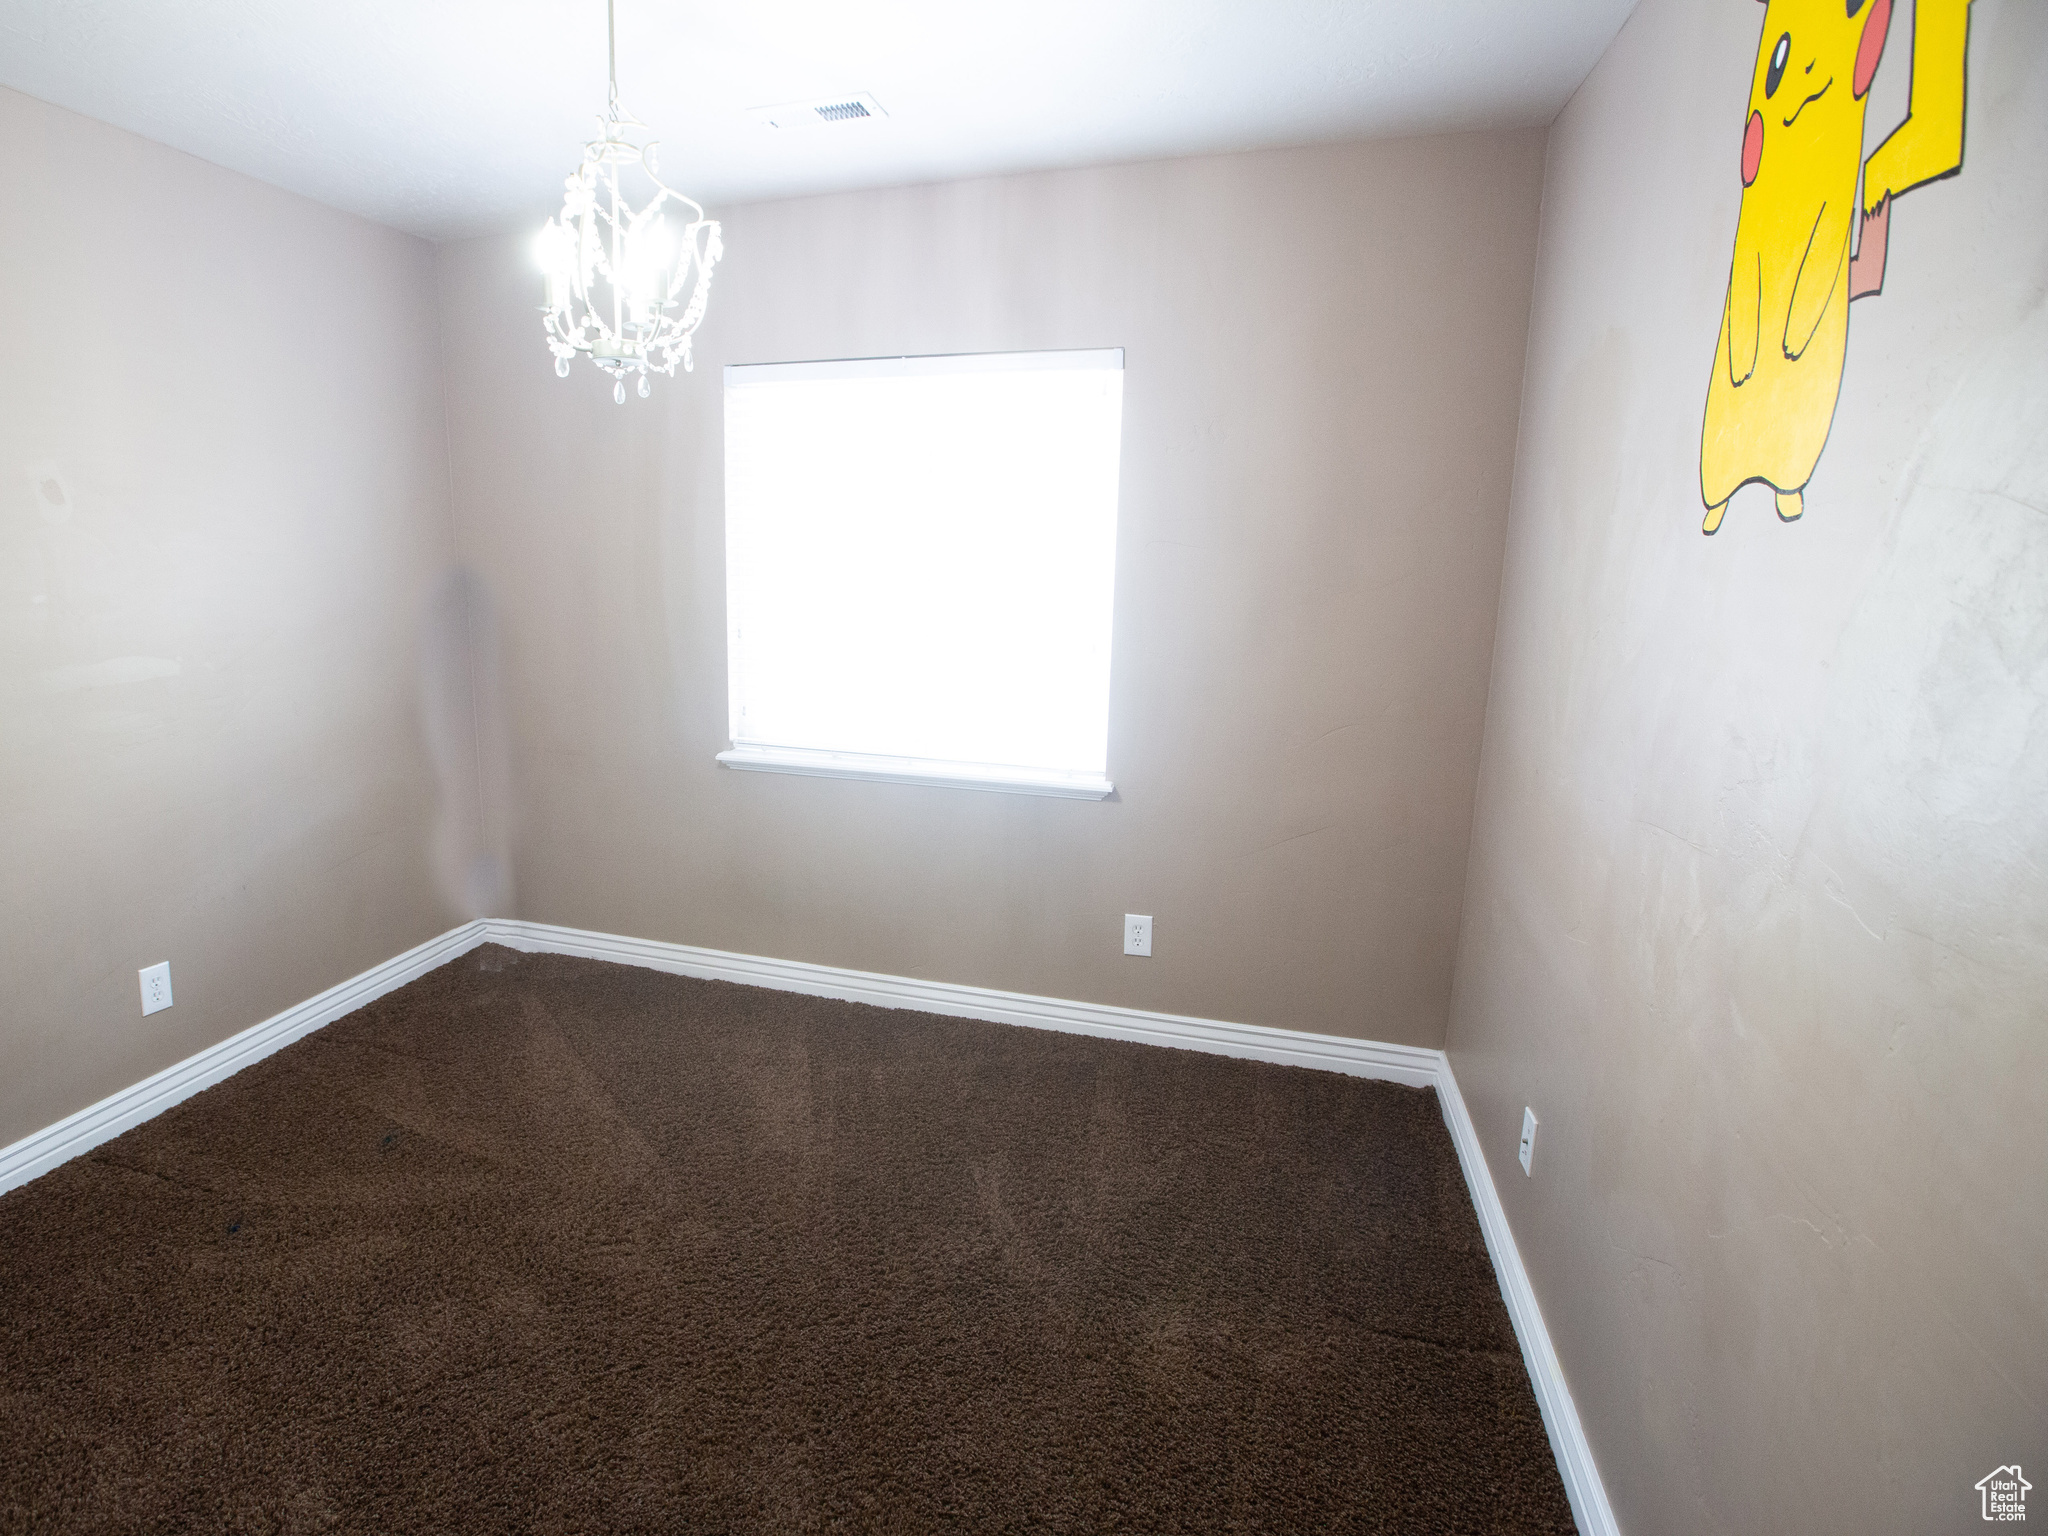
[1863, 0, 1972, 211]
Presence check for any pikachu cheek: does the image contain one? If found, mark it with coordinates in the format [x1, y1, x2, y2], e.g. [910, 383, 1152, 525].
[1742, 111, 1764, 186]
[1854, 0, 1892, 97]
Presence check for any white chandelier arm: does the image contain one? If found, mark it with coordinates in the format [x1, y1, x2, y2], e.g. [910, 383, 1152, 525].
[673, 221, 721, 323]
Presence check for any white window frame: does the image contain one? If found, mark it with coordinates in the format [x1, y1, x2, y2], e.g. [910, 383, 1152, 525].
[716, 348, 1124, 800]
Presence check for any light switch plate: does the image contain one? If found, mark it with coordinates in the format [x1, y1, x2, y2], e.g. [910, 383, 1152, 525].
[140, 961, 173, 1016]
[1518, 1106, 1537, 1175]
[1123, 914, 1153, 957]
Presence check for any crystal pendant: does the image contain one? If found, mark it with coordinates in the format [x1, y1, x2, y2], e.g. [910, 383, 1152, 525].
[637, 375, 651, 399]
[555, 356, 570, 378]
[613, 378, 626, 405]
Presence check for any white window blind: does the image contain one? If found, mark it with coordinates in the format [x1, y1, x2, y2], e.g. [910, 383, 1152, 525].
[719, 349, 1124, 798]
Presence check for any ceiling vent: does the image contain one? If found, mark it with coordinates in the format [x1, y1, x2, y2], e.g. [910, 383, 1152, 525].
[746, 94, 889, 130]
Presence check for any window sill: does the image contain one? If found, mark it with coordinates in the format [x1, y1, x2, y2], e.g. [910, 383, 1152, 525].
[716, 746, 1114, 800]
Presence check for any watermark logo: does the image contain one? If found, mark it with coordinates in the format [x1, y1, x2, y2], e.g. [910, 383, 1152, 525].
[1977, 1465, 2030, 1522]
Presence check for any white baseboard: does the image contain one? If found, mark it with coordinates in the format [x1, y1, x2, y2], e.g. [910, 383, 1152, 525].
[1434, 1059, 1620, 1536]
[483, 918, 1443, 1087]
[0, 914, 1615, 1533]
[0, 920, 488, 1198]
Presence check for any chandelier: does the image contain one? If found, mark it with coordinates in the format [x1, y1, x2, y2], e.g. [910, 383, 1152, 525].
[534, 0, 722, 403]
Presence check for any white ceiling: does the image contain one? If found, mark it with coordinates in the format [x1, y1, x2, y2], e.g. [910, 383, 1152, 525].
[0, 1, 1635, 242]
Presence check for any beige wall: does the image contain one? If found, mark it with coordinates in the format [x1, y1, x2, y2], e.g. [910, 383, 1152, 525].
[0, 89, 460, 1148]
[1447, 2, 2047, 1532]
[436, 131, 1545, 1047]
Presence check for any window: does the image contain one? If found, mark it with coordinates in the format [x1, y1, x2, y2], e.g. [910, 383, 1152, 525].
[719, 349, 1124, 798]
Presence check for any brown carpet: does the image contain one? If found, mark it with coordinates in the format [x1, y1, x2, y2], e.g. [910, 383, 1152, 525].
[0, 945, 1575, 1534]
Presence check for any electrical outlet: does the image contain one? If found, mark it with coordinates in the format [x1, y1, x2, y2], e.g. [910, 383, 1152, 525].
[139, 961, 173, 1017]
[1518, 1106, 1538, 1176]
[1123, 914, 1153, 957]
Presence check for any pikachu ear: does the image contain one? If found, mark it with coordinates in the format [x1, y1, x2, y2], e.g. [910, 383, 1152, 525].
[1854, 0, 1892, 97]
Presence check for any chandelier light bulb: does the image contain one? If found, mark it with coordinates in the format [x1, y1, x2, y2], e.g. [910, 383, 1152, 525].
[538, 0, 722, 403]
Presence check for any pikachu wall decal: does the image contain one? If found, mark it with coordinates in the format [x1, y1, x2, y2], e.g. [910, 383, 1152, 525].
[1700, 0, 1973, 534]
